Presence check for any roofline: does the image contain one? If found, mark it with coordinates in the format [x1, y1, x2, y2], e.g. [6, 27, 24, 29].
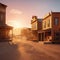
[43, 13, 51, 20]
[43, 11, 60, 20]
[0, 3, 7, 7]
[51, 12, 60, 14]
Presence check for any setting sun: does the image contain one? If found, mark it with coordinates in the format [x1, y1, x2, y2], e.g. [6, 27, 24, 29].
[9, 20, 22, 28]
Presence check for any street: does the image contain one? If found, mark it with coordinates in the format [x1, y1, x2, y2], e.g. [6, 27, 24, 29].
[0, 38, 60, 60]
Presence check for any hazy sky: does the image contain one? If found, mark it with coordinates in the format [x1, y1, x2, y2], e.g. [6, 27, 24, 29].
[0, 0, 60, 28]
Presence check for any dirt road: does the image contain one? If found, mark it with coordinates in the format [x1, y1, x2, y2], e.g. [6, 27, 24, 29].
[0, 39, 60, 60]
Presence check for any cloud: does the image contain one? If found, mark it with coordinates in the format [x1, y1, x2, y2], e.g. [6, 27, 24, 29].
[10, 9, 23, 15]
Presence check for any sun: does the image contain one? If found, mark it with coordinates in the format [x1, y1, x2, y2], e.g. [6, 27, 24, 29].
[9, 20, 22, 28]
[12, 21, 20, 28]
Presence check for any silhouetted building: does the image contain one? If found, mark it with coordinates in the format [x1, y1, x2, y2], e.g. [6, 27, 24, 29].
[0, 3, 13, 42]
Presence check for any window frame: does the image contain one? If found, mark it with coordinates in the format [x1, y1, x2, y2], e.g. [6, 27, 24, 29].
[47, 19, 50, 27]
[54, 17, 59, 25]
[44, 21, 46, 28]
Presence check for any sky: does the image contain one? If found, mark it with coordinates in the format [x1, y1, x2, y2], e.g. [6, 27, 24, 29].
[0, 0, 60, 28]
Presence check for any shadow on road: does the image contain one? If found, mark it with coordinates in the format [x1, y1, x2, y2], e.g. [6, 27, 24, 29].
[0, 42, 21, 60]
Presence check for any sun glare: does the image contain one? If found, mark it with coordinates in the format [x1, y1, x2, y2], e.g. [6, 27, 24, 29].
[9, 20, 22, 28]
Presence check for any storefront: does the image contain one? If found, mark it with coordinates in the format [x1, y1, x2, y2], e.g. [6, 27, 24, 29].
[0, 25, 13, 42]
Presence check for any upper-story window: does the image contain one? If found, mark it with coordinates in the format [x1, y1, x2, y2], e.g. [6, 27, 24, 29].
[47, 20, 50, 27]
[0, 12, 5, 24]
[54, 17, 59, 25]
[44, 21, 46, 28]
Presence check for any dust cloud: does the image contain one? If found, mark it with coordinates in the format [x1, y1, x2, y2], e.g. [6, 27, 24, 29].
[20, 28, 34, 41]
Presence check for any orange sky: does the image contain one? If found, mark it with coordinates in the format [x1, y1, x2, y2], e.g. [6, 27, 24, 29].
[0, 0, 60, 28]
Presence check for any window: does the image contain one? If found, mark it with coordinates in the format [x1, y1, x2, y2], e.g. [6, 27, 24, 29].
[48, 20, 50, 27]
[54, 32, 60, 40]
[0, 12, 5, 24]
[0, 14, 3, 21]
[54, 17, 59, 25]
[44, 21, 46, 28]
[0, 13, 2, 23]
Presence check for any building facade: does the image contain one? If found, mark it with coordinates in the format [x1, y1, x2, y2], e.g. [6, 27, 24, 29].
[31, 16, 42, 41]
[31, 12, 60, 43]
[38, 12, 60, 43]
[0, 3, 13, 42]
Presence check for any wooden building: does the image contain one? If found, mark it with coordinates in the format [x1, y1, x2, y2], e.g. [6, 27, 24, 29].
[31, 16, 42, 41]
[39, 12, 60, 43]
[0, 3, 13, 42]
[31, 12, 60, 43]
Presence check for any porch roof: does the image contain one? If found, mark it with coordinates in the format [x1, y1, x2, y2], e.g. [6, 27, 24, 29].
[38, 29, 51, 33]
[0, 24, 13, 29]
[38, 30, 44, 33]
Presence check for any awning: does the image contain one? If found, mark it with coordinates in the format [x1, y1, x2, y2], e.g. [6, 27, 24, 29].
[0, 24, 13, 29]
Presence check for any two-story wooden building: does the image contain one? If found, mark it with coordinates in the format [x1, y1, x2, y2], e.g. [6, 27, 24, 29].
[0, 3, 13, 42]
[31, 16, 42, 41]
[42, 12, 60, 43]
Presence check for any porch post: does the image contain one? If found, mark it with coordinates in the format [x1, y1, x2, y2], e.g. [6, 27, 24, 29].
[41, 33, 42, 41]
[12, 29, 13, 40]
[44, 32, 45, 41]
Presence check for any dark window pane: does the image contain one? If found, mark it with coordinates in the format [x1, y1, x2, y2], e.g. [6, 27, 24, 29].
[54, 17, 59, 25]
